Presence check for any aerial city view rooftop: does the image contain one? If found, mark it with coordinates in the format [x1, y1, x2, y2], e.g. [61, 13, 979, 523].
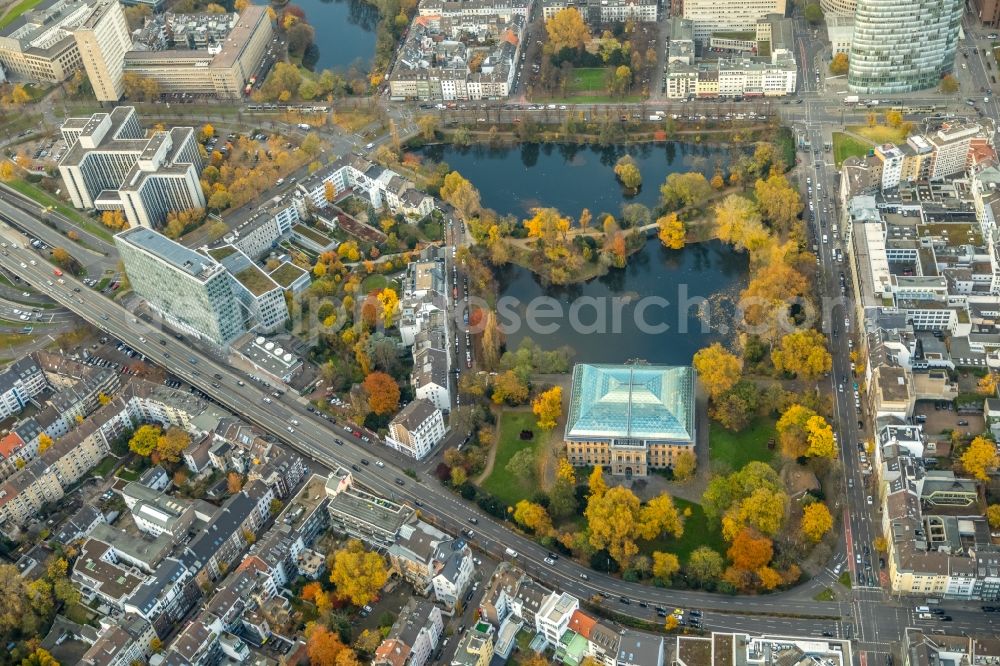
[0, 0, 996, 662]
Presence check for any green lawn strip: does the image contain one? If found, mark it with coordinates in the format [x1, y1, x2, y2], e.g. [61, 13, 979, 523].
[813, 587, 835, 601]
[0, 0, 44, 28]
[480, 410, 547, 508]
[709, 416, 776, 469]
[832, 132, 872, 167]
[639, 498, 725, 562]
[90, 455, 118, 478]
[0, 317, 52, 327]
[0, 332, 33, 347]
[837, 570, 852, 588]
[7, 179, 114, 242]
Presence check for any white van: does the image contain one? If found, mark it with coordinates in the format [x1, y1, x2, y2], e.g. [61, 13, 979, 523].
[504, 547, 519, 558]
[915, 605, 930, 613]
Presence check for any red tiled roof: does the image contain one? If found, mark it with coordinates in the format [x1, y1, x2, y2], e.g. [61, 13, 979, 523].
[374, 639, 410, 666]
[568, 609, 597, 638]
[0, 433, 24, 459]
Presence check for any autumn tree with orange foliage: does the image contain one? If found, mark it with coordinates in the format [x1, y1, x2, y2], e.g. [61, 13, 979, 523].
[307, 624, 361, 666]
[362, 371, 400, 415]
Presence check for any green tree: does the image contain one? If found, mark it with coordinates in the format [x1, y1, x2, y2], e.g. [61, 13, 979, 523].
[686, 546, 724, 583]
[505, 449, 537, 482]
[804, 3, 823, 24]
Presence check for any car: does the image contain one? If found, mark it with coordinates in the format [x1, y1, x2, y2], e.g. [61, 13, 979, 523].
[395, 478, 405, 486]
[360, 459, 369, 466]
[940, 616, 952, 621]
[286, 426, 294, 433]
[374, 460, 385, 468]
[821, 631, 834, 637]
[619, 597, 630, 604]
[544, 557, 556, 565]
[547, 552, 559, 560]
[468, 517, 479, 524]
[579, 573, 589, 580]
[957, 420, 969, 426]
[867, 495, 873, 505]
[335, 439, 344, 446]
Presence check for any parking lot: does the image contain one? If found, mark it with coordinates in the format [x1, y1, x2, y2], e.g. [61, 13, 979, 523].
[912, 400, 984, 439]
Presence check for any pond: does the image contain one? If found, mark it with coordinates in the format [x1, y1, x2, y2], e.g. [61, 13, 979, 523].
[416, 142, 737, 220]
[419, 142, 748, 365]
[266, 0, 378, 72]
[494, 238, 748, 365]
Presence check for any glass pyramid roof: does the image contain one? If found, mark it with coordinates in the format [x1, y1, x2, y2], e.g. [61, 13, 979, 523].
[564, 364, 694, 442]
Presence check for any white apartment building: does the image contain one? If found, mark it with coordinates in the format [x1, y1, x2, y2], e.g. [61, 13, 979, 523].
[412, 348, 451, 411]
[535, 592, 579, 646]
[73, 0, 131, 101]
[928, 124, 980, 180]
[387, 399, 445, 460]
[297, 156, 433, 219]
[874, 144, 904, 190]
[388, 520, 475, 608]
[58, 107, 205, 230]
[682, 0, 787, 41]
[541, 0, 657, 21]
[374, 599, 443, 666]
[716, 57, 796, 96]
[0, 358, 47, 421]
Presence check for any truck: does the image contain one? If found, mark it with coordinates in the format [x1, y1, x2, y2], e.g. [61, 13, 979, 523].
[844, 95, 860, 105]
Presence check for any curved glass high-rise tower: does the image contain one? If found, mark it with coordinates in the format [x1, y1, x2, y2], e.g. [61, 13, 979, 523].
[820, 0, 856, 16]
[847, 0, 962, 93]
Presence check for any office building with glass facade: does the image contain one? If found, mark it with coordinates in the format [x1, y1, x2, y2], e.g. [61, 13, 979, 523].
[847, 0, 962, 94]
[115, 228, 245, 347]
[564, 364, 695, 478]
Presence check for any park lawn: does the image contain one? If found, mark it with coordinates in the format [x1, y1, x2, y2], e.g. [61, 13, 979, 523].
[480, 410, 548, 508]
[6, 179, 114, 242]
[832, 132, 872, 167]
[568, 68, 609, 93]
[639, 498, 725, 562]
[0, 0, 44, 29]
[709, 416, 776, 470]
[332, 109, 379, 134]
[361, 273, 391, 294]
[848, 124, 908, 145]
